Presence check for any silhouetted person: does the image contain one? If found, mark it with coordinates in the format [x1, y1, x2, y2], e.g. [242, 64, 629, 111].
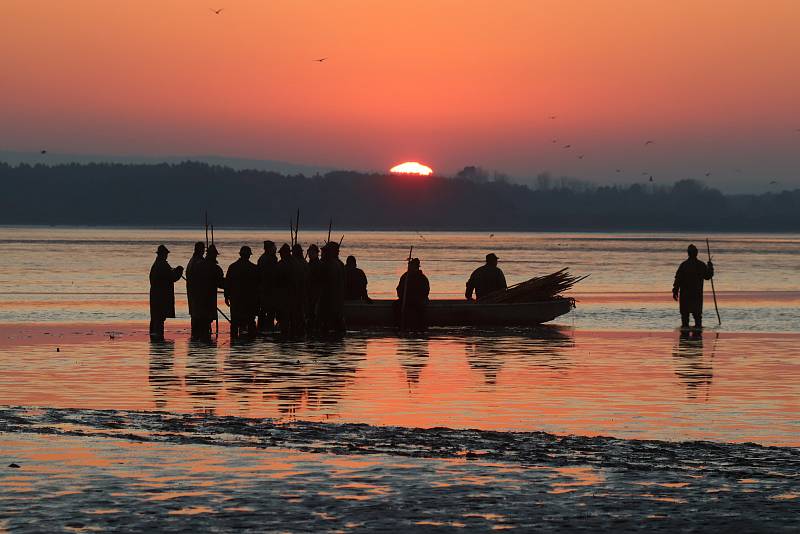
[396, 258, 430, 331]
[466, 253, 506, 300]
[673, 244, 714, 329]
[275, 243, 300, 336]
[225, 246, 260, 338]
[292, 243, 308, 335]
[191, 244, 224, 341]
[257, 240, 278, 332]
[306, 243, 323, 332]
[318, 241, 346, 335]
[149, 245, 183, 340]
[344, 255, 371, 301]
[186, 241, 205, 337]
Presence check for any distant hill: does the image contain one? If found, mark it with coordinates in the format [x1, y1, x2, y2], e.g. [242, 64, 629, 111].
[0, 150, 336, 177]
[1, 161, 799, 231]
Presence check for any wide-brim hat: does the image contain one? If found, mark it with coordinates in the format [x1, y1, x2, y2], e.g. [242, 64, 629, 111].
[156, 244, 170, 254]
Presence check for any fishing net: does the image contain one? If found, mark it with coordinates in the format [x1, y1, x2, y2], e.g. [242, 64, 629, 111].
[478, 268, 588, 303]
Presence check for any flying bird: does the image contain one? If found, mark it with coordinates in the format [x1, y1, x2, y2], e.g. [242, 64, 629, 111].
[551, 139, 558, 143]
[705, 172, 712, 177]
[548, 115, 557, 119]
[40, 149, 47, 154]
[563, 144, 571, 149]
[644, 140, 655, 145]
[489, 233, 495, 238]
[313, 57, 328, 63]
[210, 8, 223, 14]
[615, 169, 622, 173]
[577, 155, 584, 159]
[769, 180, 779, 185]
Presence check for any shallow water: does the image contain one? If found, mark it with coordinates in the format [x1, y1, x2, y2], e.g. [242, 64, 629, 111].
[1, 327, 798, 446]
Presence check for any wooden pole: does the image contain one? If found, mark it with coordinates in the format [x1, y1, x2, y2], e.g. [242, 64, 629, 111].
[204, 211, 209, 248]
[211, 224, 215, 245]
[327, 218, 333, 244]
[399, 246, 413, 331]
[290, 217, 295, 246]
[706, 238, 721, 326]
[295, 209, 300, 245]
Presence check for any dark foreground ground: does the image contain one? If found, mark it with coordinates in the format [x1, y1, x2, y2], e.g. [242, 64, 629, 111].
[1, 406, 798, 532]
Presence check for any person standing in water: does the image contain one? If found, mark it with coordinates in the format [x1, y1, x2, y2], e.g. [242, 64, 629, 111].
[185, 241, 205, 338]
[673, 244, 714, 329]
[225, 246, 260, 338]
[149, 245, 183, 341]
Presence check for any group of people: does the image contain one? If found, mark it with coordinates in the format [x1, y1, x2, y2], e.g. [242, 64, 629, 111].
[151, 240, 395, 341]
[150, 240, 715, 340]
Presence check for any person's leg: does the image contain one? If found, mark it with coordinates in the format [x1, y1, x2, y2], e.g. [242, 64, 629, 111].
[680, 312, 690, 328]
[693, 311, 703, 329]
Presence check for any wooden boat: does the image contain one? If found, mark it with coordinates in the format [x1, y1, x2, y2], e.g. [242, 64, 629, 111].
[343, 297, 574, 328]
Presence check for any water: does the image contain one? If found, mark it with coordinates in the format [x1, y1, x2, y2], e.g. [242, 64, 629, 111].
[1, 227, 798, 530]
[2, 226, 800, 331]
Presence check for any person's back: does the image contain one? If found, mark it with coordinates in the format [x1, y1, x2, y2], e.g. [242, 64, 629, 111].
[673, 244, 713, 328]
[257, 242, 278, 331]
[396, 258, 430, 330]
[318, 243, 346, 333]
[344, 256, 370, 301]
[466, 253, 506, 300]
[192, 247, 224, 336]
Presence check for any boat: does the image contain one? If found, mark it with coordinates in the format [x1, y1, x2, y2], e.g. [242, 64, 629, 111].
[343, 297, 574, 328]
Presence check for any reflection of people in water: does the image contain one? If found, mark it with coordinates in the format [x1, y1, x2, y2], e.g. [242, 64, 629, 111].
[148, 339, 178, 409]
[396, 338, 430, 389]
[185, 341, 223, 414]
[672, 330, 714, 400]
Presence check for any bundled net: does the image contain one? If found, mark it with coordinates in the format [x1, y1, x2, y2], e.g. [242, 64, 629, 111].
[479, 268, 588, 304]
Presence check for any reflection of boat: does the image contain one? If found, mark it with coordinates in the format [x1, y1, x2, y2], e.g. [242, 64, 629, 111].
[344, 298, 574, 327]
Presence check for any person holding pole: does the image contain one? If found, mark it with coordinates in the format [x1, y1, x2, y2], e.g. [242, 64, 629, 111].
[192, 244, 225, 341]
[396, 257, 430, 332]
[673, 244, 714, 329]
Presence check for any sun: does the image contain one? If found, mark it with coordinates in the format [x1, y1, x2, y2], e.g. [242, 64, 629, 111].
[390, 161, 433, 176]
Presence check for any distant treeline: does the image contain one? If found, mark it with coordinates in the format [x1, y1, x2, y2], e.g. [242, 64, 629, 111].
[2, 161, 799, 231]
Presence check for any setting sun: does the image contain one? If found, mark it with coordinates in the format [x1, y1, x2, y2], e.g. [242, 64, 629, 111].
[390, 162, 433, 176]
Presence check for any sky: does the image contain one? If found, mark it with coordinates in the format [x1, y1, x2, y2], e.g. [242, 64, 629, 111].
[1, 0, 799, 192]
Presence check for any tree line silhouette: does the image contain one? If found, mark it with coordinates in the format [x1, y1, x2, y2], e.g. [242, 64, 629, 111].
[1, 161, 798, 231]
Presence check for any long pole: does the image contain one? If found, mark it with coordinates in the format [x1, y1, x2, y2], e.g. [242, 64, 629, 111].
[399, 246, 413, 331]
[327, 218, 332, 243]
[706, 238, 721, 326]
[204, 211, 209, 247]
[295, 209, 300, 245]
[210, 224, 215, 245]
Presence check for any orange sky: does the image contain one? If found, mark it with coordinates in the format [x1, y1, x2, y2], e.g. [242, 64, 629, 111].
[1, 0, 799, 191]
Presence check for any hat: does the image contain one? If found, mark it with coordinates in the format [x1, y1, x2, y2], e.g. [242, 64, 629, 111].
[263, 240, 275, 249]
[193, 242, 205, 253]
[279, 243, 291, 254]
[156, 244, 170, 254]
[240, 245, 252, 256]
[409, 257, 420, 266]
[207, 244, 219, 256]
[486, 253, 499, 262]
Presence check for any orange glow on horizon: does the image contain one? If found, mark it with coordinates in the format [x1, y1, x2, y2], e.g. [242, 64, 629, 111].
[390, 162, 434, 176]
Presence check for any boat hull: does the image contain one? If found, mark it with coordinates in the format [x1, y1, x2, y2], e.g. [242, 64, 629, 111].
[343, 298, 573, 327]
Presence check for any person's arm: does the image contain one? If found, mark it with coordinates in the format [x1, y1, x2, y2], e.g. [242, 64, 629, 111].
[499, 270, 507, 290]
[672, 265, 682, 301]
[396, 274, 405, 299]
[465, 272, 476, 300]
[704, 261, 714, 280]
[171, 264, 183, 282]
[222, 267, 231, 305]
[360, 272, 370, 301]
[423, 275, 430, 300]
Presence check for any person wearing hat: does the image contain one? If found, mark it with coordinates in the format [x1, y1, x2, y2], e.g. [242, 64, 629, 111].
[149, 245, 184, 341]
[396, 257, 430, 331]
[673, 244, 714, 329]
[185, 241, 206, 333]
[225, 245, 260, 338]
[305, 243, 323, 333]
[274, 243, 300, 336]
[466, 253, 507, 301]
[257, 240, 278, 332]
[191, 244, 225, 341]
